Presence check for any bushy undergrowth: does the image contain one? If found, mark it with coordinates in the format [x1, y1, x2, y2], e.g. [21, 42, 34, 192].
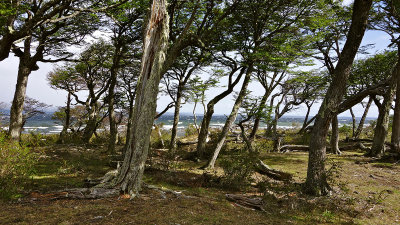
[219, 151, 257, 190]
[21, 132, 58, 147]
[0, 132, 37, 199]
[150, 125, 171, 149]
[184, 124, 198, 137]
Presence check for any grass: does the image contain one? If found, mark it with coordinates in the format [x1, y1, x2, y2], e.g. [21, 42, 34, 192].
[0, 137, 400, 224]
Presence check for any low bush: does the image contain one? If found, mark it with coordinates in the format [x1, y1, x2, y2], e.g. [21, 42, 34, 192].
[0, 132, 37, 199]
[219, 151, 257, 190]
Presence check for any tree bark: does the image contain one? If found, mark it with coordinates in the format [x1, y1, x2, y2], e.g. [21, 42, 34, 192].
[354, 97, 373, 138]
[115, 0, 169, 197]
[368, 89, 395, 157]
[107, 44, 123, 154]
[206, 67, 252, 168]
[330, 115, 341, 155]
[391, 53, 400, 153]
[59, 92, 72, 143]
[9, 61, 31, 141]
[299, 102, 313, 134]
[170, 88, 182, 150]
[196, 106, 213, 157]
[304, 0, 372, 196]
[82, 102, 100, 144]
[350, 108, 356, 137]
[196, 68, 246, 158]
[249, 91, 269, 140]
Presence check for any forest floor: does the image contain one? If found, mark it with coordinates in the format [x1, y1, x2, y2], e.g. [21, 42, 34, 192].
[0, 142, 400, 224]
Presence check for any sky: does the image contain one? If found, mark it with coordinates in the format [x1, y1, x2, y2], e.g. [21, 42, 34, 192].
[0, 6, 394, 119]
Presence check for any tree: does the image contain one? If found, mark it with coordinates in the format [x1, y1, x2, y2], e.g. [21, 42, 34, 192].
[347, 51, 396, 156]
[371, 0, 400, 153]
[114, 0, 169, 197]
[304, 0, 373, 196]
[7, 4, 99, 141]
[21, 97, 51, 132]
[0, 0, 126, 61]
[48, 40, 114, 143]
[162, 47, 208, 150]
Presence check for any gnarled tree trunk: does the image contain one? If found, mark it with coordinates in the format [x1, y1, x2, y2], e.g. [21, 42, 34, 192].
[368, 88, 396, 157]
[304, 0, 372, 196]
[391, 53, 400, 153]
[330, 115, 341, 155]
[107, 44, 123, 154]
[354, 97, 373, 139]
[9, 61, 31, 141]
[206, 67, 252, 168]
[59, 92, 72, 143]
[170, 88, 182, 150]
[115, 0, 169, 197]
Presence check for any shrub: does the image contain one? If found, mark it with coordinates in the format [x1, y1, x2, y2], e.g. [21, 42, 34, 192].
[219, 151, 257, 190]
[184, 124, 198, 137]
[0, 132, 37, 199]
[21, 132, 58, 147]
[338, 124, 352, 137]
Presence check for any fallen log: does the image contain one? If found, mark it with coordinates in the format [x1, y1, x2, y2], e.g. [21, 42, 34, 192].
[279, 143, 375, 153]
[255, 159, 292, 181]
[280, 145, 309, 152]
[226, 194, 264, 211]
[177, 140, 198, 146]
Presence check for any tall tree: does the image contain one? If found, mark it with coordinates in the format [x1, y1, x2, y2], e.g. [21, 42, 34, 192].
[304, 0, 372, 196]
[114, 0, 169, 197]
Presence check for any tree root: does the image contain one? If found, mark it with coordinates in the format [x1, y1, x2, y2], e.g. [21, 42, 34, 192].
[255, 159, 292, 181]
[225, 194, 264, 211]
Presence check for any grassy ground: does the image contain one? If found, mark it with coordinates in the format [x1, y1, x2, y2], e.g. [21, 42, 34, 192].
[0, 140, 399, 224]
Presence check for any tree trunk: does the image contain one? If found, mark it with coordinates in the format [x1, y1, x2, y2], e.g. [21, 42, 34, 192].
[196, 105, 214, 158]
[299, 103, 313, 134]
[304, 0, 372, 196]
[391, 53, 400, 153]
[330, 115, 341, 155]
[59, 92, 72, 143]
[107, 44, 122, 154]
[206, 67, 252, 168]
[9, 61, 31, 141]
[368, 89, 395, 157]
[82, 103, 100, 144]
[170, 89, 182, 150]
[349, 108, 356, 137]
[249, 91, 269, 140]
[123, 99, 135, 155]
[354, 97, 373, 138]
[115, 0, 169, 197]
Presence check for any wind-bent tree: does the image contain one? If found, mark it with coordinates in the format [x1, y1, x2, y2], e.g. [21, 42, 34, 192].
[206, 0, 323, 168]
[195, 54, 246, 158]
[20, 97, 51, 132]
[48, 41, 114, 143]
[304, 0, 373, 196]
[162, 47, 207, 150]
[0, 0, 126, 62]
[114, 0, 169, 197]
[371, 0, 400, 153]
[347, 51, 396, 156]
[7, 5, 99, 141]
[104, 1, 145, 154]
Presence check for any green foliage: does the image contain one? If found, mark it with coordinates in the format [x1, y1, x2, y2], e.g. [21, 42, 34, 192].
[253, 139, 274, 152]
[150, 124, 170, 149]
[184, 124, 198, 137]
[219, 151, 257, 190]
[20, 132, 58, 147]
[0, 132, 37, 199]
[338, 124, 352, 137]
